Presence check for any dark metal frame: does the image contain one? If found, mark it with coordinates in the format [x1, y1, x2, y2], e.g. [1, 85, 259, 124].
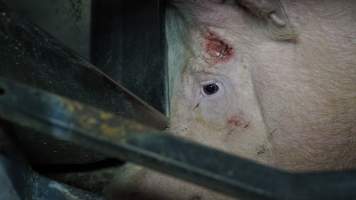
[1, 1, 356, 200]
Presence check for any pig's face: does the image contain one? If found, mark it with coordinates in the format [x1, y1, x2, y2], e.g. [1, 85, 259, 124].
[108, 1, 356, 199]
[169, 24, 273, 166]
[168, 0, 356, 171]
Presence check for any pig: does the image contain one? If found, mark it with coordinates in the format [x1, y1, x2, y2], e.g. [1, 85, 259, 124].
[107, 0, 356, 199]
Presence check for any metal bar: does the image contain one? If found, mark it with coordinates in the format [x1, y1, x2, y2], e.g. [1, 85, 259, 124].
[1, 78, 356, 200]
[0, 0, 167, 130]
[91, 0, 168, 115]
[0, 0, 167, 166]
[0, 127, 103, 200]
[0, 154, 104, 200]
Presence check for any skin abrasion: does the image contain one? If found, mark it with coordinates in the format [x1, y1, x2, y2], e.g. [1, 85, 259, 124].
[204, 31, 234, 65]
[226, 115, 249, 129]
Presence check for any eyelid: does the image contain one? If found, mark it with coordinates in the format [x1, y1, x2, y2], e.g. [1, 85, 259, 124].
[200, 80, 224, 97]
[200, 79, 218, 86]
[191, 72, 230, 91]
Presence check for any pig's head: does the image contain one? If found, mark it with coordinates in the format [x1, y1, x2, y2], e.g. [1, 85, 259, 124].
[166, 0, 356, 171]
[106, 2, 356, 199]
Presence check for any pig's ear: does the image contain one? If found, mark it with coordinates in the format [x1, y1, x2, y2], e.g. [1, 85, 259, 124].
[234, 0, 298, 41]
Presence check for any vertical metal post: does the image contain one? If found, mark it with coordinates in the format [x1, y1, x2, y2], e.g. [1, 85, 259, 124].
[91, 0, 168, 115]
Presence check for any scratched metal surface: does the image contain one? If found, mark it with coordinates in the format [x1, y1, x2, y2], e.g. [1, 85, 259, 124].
[1, 78, 356, 200]
[0, 0, 167, 166]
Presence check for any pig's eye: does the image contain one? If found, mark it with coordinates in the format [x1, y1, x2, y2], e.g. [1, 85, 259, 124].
[201, 81, 222, 96]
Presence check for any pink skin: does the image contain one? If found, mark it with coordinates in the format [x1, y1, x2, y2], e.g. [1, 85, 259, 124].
[204, 32, 250, 130]
[204, 32, 249, 131]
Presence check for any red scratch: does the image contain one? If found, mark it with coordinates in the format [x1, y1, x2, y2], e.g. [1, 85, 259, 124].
[204, 31, 234, 65]
[227, 115, 249, 129]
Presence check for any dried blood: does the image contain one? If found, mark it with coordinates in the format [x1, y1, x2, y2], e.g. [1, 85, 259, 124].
[204, 32, 234, 64]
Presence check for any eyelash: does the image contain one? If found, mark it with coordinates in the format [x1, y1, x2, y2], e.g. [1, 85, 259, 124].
[200, 80, 222, 96]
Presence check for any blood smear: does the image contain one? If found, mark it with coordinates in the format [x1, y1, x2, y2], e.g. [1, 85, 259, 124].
[227, 115, 249, 129]
[204, 32, 234, 64]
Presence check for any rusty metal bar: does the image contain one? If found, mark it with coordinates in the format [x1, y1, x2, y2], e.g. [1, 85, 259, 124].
[0, 0, 167, 130]
[1, 78, 356, 200]
[0, 0, 167, 166]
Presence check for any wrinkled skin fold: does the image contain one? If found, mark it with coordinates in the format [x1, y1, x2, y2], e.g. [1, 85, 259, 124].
[107, 1, 356, 199]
